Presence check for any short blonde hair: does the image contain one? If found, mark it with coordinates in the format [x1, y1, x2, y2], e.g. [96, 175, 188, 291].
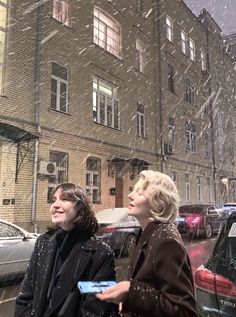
[136, 170, 180, 223]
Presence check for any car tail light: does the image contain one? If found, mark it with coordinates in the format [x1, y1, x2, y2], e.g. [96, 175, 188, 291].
[186, 215, 201, 226]
[195, 265, 236, 298]
[99, 226, 116, 233]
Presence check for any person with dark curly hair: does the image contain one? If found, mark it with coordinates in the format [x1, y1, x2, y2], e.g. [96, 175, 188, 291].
[14, 183, 119, 317]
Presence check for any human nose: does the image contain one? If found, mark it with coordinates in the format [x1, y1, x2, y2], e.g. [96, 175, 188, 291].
[128, 191, 134, 200]
[51, 198, 61, 208]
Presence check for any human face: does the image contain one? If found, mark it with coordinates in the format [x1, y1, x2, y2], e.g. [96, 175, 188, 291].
[50, 188, 77, 231]
[128, 180, 152, 227]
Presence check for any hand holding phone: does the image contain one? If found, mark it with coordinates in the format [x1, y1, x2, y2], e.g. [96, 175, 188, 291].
[77, 281, 117, 294]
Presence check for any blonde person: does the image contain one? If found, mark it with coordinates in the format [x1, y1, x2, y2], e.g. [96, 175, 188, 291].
[97, 170, 198, 317]
[14, 183, 119, 317]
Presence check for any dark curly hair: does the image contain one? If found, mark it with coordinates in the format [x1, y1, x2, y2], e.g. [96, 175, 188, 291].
[49, 183, 99, 236]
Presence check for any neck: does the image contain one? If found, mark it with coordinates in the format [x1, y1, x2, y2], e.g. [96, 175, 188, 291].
[138, 218, 150, 230]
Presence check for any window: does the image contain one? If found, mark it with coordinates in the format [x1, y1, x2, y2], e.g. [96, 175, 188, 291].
[189, 38, 195, 61]
[165, 15, 173, 42]
[185, 174, 190, 202]
[93, 76, 120, 129]
[168, 64, 174, 92]
[52, 0, 70, 26]
[204, 133, 209, 158]
[185, 122, 196, 152]
[200, 49, 207, 71]
[181, 31, 187, 54]
[0, 1, 7, 93]
[137, 0, 144, 13]
[168, 117, 175, 146]
[171, 171, 178, 186]
[136, 39, 145, 73]
[137, 102, 145, 137]
[93, 7, 121, 58]
[48, 151, 68, 202]
[184, 78, 194, 104]
[196, 176, 201, 201]
[86, 158, 101, 203]
[207, 177, 212, 202]
[51, 62, 68, 113]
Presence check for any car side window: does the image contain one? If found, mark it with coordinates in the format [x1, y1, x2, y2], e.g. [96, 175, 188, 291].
[0, 222, 23, 238]
[207, 207, 218, 215]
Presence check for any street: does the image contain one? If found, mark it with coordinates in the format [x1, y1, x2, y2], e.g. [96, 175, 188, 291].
[0, 236, 217, 317]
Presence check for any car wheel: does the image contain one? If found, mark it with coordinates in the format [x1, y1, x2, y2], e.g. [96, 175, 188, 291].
[122, 234, 137, 257]
[204, 223, 213, 239]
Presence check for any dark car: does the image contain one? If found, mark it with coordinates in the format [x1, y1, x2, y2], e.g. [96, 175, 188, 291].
[223, 203, 236, 217]
[195, 212, 236, 317]
[0, 219, 39, 286]
[177, 204, 225, 239]
[95, 208, 140, 257]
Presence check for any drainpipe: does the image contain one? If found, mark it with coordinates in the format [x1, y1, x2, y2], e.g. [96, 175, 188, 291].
[153, 0, 164, 172]
[205, 23, 217, 204]
[31, 1, 42, 232]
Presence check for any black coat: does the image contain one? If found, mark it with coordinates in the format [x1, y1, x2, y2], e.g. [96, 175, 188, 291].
[121, 221, 199, 317]
[14, 229, 119, 317]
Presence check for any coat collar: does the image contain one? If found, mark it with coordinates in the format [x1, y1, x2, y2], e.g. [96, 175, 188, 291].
[129, 221, 161, 278]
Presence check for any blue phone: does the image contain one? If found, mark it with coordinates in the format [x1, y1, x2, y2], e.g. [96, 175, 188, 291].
[77, 281, 116, 294]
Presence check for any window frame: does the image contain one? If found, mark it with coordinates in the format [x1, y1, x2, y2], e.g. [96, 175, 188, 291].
[47, 151, 68, 202]
[189, 38, 195, 61]
[185, 122, 196, 153]
[136, 39, 145, 73]
[93, 7, 121, 58]
[196, 176, 201, 202]
[185, 173, 190, 202]
[86, 157, 101, 204]
[171, 171, 178, 186]
[137, 102, 145, 138]
[51, 62, 69, 113]
[165, 15, 173, 42]
[200, 49, 207, 71]
[181, 30, 187, 55]
[168, 117, 175, 146]
[52, 0, 70, 26]
[93, 76, 120, 129]
[184, 78, 195, 104]
[167, 64, 174, 93]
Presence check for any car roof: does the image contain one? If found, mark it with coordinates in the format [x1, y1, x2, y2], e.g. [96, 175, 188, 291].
[179, 204, 215, 212]
[95, 208, 131, 223]
[224, 202, 236, 206]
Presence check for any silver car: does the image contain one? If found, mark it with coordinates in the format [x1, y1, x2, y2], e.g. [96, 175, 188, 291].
[95, 208, 140, 257]
[0, 219, 38, 286]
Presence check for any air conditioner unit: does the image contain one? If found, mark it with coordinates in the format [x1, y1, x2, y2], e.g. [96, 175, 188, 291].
[38, 161, 57, 176]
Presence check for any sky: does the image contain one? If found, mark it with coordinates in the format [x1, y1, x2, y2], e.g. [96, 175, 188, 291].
[184, 0, 236, 35]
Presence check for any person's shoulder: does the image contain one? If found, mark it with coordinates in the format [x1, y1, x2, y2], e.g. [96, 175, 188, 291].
[153, 222, 183, 243]
[85, 236, 114, 254]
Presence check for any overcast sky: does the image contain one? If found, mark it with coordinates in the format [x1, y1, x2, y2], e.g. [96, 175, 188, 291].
[184, 0, 236, 35]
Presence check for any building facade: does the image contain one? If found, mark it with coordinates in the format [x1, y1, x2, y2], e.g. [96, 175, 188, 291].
[0, 0, 235, 231]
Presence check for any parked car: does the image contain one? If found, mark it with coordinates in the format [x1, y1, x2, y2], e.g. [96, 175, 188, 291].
[95, 208, 140, 257]
[223, 203, 236, 217]
[195, 212, 236, 317]
[177, 204, 225, 239]
[0, 219, 39, 286]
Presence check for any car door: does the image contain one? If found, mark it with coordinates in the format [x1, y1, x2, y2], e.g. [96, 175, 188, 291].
[207, 206, 220, 233]
[0, 221, 32, 279]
